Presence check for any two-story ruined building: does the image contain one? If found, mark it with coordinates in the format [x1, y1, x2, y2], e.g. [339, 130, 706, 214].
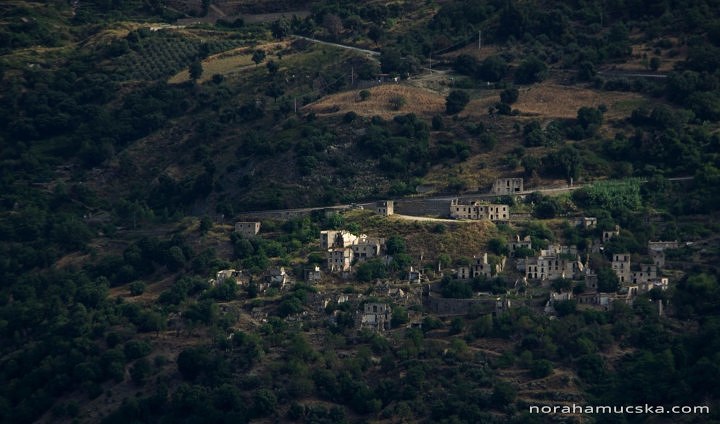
[492, 177, 524, 195]
[450, 199, 509, 221]
[321, 230, 385, 273]
[235, 221, 261, 238]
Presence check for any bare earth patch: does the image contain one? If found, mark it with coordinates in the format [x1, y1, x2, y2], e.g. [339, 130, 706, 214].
[304, 84, 446, 119]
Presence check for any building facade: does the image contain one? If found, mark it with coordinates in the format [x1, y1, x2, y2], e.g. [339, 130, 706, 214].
[450, 199, 509, 221]
[235, 221, 261, 237]
[491, 178, 524, 195]
[375, 200, 394, 216]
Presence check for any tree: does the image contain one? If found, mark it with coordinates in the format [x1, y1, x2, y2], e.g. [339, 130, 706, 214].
[500, 87, 519, 104]
[442, 280, 473, 298]
[597, 266, 620, 293]
[386, 235, 406, 255]
[530, 359, 553, 378]
[129, 281, 146, 296]
[432, 115, 444, 130]
[546, 146, 582, 181]
[266, 60, 279, 76]
[491, 382, 517, 407]
[488, 238, 508, 256]
[189, 61, 203, 82]
[577, 61, 596, 81]
[271, 18, 290, 39]
[323, 14, 343, 39]
[449, 317, 464, 335]
[478, 55, 507, 82]
[453, 54, 479, 76]
[649, 57, 661, 71]
[446, 90, 470, 115]
[380, 48, 419, 75]
[389, 95, 406, 110]
[252, 50, 266, 66]
[252, 389, 277, 418]
[130, 358, 151, 386]
[199, 215, 213, 234]
[177, 347, 209, 381]
[124, 340, 152, 360]
[577, 106, 603, 131]
[392, 306, 409, 328]
[534, 198, 560, 219]
[356, 259, 387, 282]
[551, 278, 573, 292]
[368, 24, 383, 45]
[515, 56, 547, 84]
[554, 299, 577, 316]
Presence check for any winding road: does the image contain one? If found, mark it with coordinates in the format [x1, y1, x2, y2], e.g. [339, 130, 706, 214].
[292, 35, 380, 57]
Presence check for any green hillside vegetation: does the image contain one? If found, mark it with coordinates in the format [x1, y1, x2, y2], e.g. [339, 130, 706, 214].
[1, 0, 720, 422]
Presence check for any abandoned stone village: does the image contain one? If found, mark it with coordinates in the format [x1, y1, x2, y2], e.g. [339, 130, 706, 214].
[211, 178, 680, 332]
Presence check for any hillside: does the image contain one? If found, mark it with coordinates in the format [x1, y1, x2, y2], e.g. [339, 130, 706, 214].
[1, 0, 720, 423]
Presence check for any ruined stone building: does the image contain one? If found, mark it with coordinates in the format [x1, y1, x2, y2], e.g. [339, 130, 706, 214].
[304, 265, 322, 282]
[455, 253, 502, 280]
[360, 303, 392, 331]
[491, 178, 524, 195]
[647, 240, 678, 269]
[351, 235, 385, 259]
[375, 200, 394, 216]
[407, 266, 424, 283]
[602, 225, 620, 243]
[266, 267, 289, 287]
[570, 216, 597, 229]
[234, 221, 261, 238]
[450, 199, 509, 221]
[321, 230, 385, 273]
[210, 269, 248, 286]
[612, 253, 632, 284]
[507, 235, 532, 256]
[320, 230, 359, 250]
[631, 263, 658, 285]
[648, 240, 679, 251]
[328, 248, 354, 272]
[525, 245, 584, 281]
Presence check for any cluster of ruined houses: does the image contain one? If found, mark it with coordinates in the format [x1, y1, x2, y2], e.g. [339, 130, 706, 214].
[209, 266, 291, 293]
[447, 178, 523, 221]
[512, 219, 677, 310]
[433, 216, 677, 311]
[321, 229, 386, 272]
[318, 201, 396, 274]
[222, 180, 680, 324]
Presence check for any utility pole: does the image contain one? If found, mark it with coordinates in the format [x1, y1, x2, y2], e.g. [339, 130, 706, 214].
[429, 52, 432, 73]
[478, 30, 482, 49]
[351, 66, 354, 86]
[294, 98, 297, 113]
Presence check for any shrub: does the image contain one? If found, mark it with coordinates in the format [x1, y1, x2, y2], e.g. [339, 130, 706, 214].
[389, 95, 406, 110]
[446, 90, 470, 114]
[530, 359, 553, 378]
[344, 111, 358, 123]
[500, 87, 519, 104]
[129, 281, 146, 296]
[515, 56, 547, 84]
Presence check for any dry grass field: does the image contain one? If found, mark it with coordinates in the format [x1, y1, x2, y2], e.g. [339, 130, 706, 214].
[465, 83, 646, 120]
[169, 41, 290, 83]
[304, 84, 447, 118]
